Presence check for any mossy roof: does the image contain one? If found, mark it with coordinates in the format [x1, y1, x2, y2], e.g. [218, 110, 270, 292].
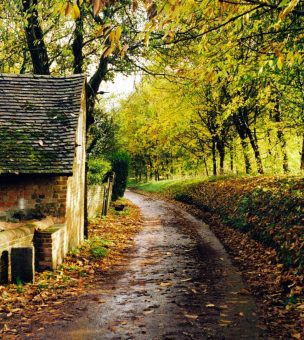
[0, 74, 85, 175]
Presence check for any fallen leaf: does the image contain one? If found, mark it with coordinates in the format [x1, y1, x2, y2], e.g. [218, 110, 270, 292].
[219, 319, 232, 326]
[184, 313, 199, 320]
[238, 288, 251, 295]
[219, 305, 228, 309]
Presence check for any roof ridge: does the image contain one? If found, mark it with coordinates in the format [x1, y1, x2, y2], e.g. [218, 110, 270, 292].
[0, 73, 86, 80]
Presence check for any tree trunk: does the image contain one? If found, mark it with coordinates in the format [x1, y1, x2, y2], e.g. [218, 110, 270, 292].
[278, 130, 289, 173]
[203, 157, 209, 177]
[145, 169, 148, 182]
[212, 139, 217, 176]
[87, 57, 109, 129]
[20, 50, 28, 74]
[72, 2, 84, 74]
[301, 134, 304, 171]
[233, 108, 263, 174]
[155, 169, 159, 181]
[247, 128, 264, 174]
[148, 158, 153, 180]
[21, 0, 50, 75]
[233, 111, 252, 174]
[274, 102, 289, 173]
[266, 129, 272, 156]
[216, 139, 225, 175]
[240, 139, 252, 174]
[229, 146, 234, 172]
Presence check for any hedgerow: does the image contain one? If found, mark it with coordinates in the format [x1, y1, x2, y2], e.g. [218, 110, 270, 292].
[139, 176, 304, 273]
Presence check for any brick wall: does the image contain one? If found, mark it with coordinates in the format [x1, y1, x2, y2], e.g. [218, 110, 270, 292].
[34, 224, 66, 271]
[0, 174, 68, 219]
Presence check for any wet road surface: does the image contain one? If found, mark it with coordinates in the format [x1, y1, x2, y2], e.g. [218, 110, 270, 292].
[39, 191, 259, 339]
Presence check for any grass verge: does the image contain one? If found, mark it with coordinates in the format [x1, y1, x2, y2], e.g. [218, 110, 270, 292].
[132, 175, 304, 339]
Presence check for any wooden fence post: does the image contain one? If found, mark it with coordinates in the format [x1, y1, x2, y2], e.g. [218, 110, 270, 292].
[101, 172, 115, 217]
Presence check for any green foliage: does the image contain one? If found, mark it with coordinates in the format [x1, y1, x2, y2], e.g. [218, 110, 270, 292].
[113, 206, 130, 216]
[137, 176, 304, 273]
[110, 151, 130, 200]
[111, 0, 304, 179]
[16, 278, 24, 293]
[86, 237, 111, 259]
[132, 178, 204, 193]
[90, 247, 108, 259]
[88, 109, 120, 157]
[88, 157, 112, 185]
[69, 247, 80, 257]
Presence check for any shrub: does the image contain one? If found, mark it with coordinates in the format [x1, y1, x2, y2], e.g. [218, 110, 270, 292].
[88, 157, 112, 185]
[110, 151, 130, 200]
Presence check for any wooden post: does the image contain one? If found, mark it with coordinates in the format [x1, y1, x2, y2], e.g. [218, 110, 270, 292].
[101, 172, 115, 217]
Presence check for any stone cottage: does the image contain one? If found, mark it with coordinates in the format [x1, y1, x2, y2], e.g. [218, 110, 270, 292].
[0, 74, 86, 281]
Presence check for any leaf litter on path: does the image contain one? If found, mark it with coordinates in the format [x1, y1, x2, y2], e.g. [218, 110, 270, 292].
[0, 199, 142, 337]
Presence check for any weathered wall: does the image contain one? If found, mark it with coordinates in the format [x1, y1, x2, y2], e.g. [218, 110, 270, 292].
[0, 226, 34, 283]
[88, 176, 114, 219]
[0, 175, 68, 220]
[87, 185, 105, 218]
[65, 85, 86, 249]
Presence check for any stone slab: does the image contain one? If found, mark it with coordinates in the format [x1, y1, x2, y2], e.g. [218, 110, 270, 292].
[11, 247, 34, 283]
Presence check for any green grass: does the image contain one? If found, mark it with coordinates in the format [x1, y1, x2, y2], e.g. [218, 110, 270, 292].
[131, 175, 304, 273]
[129, 174, 260, 194]
[130, 177, 205, 193]
[86, 237, 111, 259]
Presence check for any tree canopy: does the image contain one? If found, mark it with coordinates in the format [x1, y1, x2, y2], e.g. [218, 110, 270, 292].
[1, 0, 303, 177]
[111, 0, 304, 179]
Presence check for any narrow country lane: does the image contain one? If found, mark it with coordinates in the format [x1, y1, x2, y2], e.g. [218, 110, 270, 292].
[38, 191, 260, 340]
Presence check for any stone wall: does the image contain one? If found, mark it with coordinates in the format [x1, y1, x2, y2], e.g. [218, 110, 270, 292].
[0, 175, 68, 220]
[0, 226, 34, 283]
[0, 224, 67, 282]
[87, 185, 105, 218]
[65, 85, 86, 249]
[88, 177, 114, 219]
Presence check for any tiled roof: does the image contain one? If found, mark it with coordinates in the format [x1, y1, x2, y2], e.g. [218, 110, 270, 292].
[0, 74, 85, 175]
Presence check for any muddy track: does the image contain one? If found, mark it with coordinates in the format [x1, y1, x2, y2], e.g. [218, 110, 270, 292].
[33, 191, 259, 340]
